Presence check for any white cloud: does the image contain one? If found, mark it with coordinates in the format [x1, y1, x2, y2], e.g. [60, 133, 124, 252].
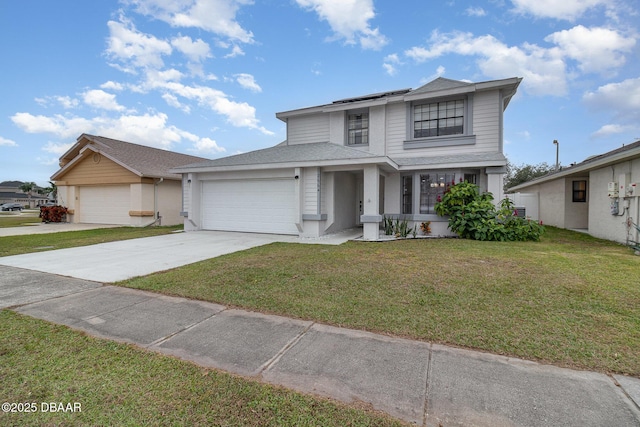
[10, 111, 227, 152]
[0, 136, 18, 147]
[510, 0, 612, 21]
[295, 0, 388, 50]
[105, 18, 172, 72]
[383, 53, 401, 76]
[11, 113, 93, 139]
[591, 123, 635, 138]
[545, 26, 635, 74]
[192, 137, 226, 153]
[42, 141, 74, 155]
[82, 89, 127, 112]
[420, 65, 446, 84]
[34, 96, 79, 109]
[142, 80, 273, 134]
[583, 77, 640, 121]
[235, 73, 262, 92]
[405, 31, 567, 96]
[466, 7, 487, 17]
[55, 96, 79, 109]
[223, 44, 245, 58]
[100, 81, 125, 91]
[171, 35, 211, 62]
[37, 156, 60, 166]
[162, 93, 191, 113]
[125, 0, 254, 43]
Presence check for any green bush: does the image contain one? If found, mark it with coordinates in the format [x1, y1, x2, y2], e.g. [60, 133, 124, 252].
[435, 181, 544, 241]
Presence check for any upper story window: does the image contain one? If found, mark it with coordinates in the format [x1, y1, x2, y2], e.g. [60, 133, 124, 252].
[347, 112, 369, 145]
[413, 100, 464, 139]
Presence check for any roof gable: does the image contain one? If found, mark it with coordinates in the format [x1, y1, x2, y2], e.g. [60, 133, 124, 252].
[409, 77, 473, 95]
[53, 134, 209, 180]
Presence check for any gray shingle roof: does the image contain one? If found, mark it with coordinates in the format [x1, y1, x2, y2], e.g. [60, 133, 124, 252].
[176, 142, 386, 170]
[54, 134, 209, 180]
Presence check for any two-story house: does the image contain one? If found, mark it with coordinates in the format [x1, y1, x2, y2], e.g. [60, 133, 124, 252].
[174, 77, 522, 240]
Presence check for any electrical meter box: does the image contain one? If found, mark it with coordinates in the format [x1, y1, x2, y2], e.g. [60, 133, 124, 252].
[627, 182, 638, 197]
[608, 182, 618, 198]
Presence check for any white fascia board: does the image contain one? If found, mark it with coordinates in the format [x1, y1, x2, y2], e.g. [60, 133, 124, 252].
[475, 77, 522, 92]
[403, 86, 475, 102]
[51, 145, 101, 180]
[171, 157, 398, 174]
[321, 98, 389, 113]
[276, 104, 328, 121]
[397, 160, 507, 171]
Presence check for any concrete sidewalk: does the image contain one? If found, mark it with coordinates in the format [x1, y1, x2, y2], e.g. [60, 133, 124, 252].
[4, 269, 640, 426]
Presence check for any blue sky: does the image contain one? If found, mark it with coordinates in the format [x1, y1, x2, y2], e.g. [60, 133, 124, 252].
[1, 0, 638, 186]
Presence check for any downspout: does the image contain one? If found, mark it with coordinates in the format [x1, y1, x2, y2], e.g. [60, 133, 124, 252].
[153, 178, 163, 226]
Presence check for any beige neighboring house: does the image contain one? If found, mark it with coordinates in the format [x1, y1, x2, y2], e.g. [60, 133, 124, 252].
[508, 140, 640, 245]
[52, 134, 208, 226]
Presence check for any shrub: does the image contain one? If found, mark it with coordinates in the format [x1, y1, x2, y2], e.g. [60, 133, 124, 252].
[382, 216, 416, 238]
[40, 205, 68, 223]
[434, 181, 544, 241]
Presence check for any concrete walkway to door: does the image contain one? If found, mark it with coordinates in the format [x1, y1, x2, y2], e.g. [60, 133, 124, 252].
[0, 229, 361, 282]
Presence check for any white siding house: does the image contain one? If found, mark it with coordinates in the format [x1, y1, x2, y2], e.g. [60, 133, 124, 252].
[509, 140, 640, 245]
[174, 77, 522, 240]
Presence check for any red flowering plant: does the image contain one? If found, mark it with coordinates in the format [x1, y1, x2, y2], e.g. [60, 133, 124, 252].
[40, 205, 68, 223]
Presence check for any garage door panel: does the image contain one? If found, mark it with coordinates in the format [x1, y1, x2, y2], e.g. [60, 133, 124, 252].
[79, 185, 130, 225]
[202, 179, 297, 234]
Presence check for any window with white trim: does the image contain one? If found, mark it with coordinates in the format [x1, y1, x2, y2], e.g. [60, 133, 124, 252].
[347, 112, 369, 145]
[402, 170, 479, 215]
[402, 175, 413, 214]
[419, 173, 455, 214]
[413, 99, 464, 139]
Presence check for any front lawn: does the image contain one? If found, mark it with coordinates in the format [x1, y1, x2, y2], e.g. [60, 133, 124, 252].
[120, 227, 640, 376]
[0, 211, 41, 228]
[0, 311, 403, 427]
[0, 225, 183, 257]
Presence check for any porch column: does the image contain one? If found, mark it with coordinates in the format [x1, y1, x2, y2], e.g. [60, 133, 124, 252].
[486, 166, 507, 204]
[361, 164, 381, 240]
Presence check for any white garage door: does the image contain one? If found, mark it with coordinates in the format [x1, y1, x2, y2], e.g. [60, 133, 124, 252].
[79, 185, 130, 225]
[201, 179, 298, 235]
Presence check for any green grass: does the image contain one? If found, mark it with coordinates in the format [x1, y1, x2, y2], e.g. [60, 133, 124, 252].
[0, 311, 403, 427]
[0, 226, 183, 257]
[120, 227, 640, 376]
[0, 211, 41, 228]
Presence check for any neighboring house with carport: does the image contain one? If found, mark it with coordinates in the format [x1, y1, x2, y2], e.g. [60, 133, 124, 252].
[174, 77, 522, 240]
[508, 140, 640, 245]
[52, 134, 208, 226]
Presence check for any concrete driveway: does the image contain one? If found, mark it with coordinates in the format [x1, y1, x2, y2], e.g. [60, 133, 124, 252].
[0, 230, 357, 282]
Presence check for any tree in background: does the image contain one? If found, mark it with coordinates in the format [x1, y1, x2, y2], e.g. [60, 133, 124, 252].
[504, 161, 556, 191]
[18, 181, 37, 207]
[38, 181, 57, 201]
